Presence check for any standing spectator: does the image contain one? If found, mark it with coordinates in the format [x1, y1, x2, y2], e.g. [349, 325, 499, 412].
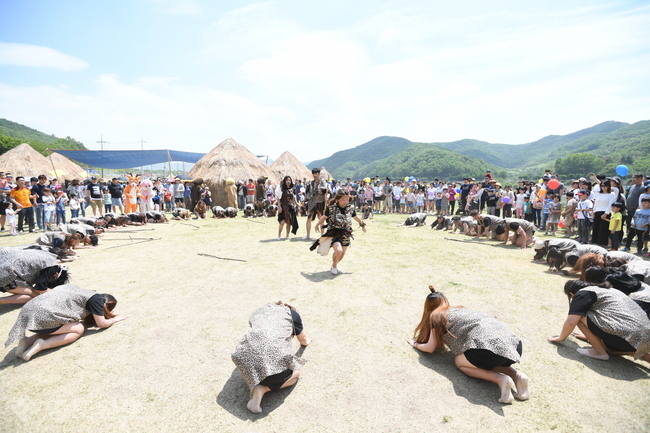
[591, 180, 617, 247]
[5, 202, 17, 235]
[623, 198, 650, 254]
[9, 176, 36, 233]
[108, 178, 124, 214]
[173, 178, 184, 208]
[246, 179, 256, 205]
[575, 190, 593, 244]
[69, 194, 80, 218]
[163, 188, 173, 211]
[303, 168, 330, 240]
[237, 180, 246, 210]
[383, 178, 393, 214]
[31, 175, 48, 231]
[625, 174, 645, 238]
[183, 181, 192, 209]
[66, 179, 84, 217]
[41, 187, 56, 231]
[459, 178, 472, 215]
[547, 194, 562, 236]
[501, 185, 515, 218]
[55, 190, 67, 226]
[602, 202, 623, 251]
[87, 177, 103, 216]
[448, 185, 456, 215]
[561, 191, 577, 237]
[102, 187, 112, 213]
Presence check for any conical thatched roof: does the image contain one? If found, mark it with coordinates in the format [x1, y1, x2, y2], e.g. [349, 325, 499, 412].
[189, 138, 278, 206]
[0, 143, 52, 178]
[318, 167, 333, 182]
[46, 152, 88, 182]
[270, 151, 313, 183]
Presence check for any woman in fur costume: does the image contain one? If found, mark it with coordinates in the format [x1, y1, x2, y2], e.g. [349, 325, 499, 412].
[311, 189, 366, 275]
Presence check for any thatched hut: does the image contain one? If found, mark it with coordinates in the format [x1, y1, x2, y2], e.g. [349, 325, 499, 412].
[0, 143, 52, 178]
[46, 152, 88, 182]
[269, 151, 313, 184]
[319, 167, 333, 182]
[189, 138, 278, 207]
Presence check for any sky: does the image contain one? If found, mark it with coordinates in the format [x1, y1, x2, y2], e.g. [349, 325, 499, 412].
[0, 0, 649, 163]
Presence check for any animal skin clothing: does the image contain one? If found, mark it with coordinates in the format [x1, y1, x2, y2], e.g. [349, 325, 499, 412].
[6, 285, 98, 347]
[441, 308, 522, 364]
[231, 304, 306, 393]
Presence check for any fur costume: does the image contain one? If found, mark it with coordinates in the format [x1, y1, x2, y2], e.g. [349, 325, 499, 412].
[225, 178, 237, 209]
[139, 178, 154, 214]
[123, 175, 143, 214]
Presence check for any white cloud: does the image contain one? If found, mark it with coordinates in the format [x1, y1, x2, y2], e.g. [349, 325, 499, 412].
[0, 42, 88, 71]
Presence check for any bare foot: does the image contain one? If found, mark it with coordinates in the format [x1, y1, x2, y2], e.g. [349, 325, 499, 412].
[497, 375, 515, 404]
[514, 372, 530, 400]
[246, 385, 266, 414]
[571, 330, 588, 341]
[22, 338, 45, 361]
[14, 337, 29, 358]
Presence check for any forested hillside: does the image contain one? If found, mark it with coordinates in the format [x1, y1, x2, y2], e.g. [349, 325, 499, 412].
[0, 118, 87, 156]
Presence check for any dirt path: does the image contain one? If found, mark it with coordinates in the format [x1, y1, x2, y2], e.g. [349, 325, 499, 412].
[1, 214, 649, 432]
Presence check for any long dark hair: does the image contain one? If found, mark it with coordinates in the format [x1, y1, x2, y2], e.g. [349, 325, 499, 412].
[84, 294, 118, 326]
[328, 188, 350, 206]
[281, 176, 294, 192]
[413, 286, 452, 350]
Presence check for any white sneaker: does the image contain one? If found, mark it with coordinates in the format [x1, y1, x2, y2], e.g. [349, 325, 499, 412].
[330, 267, 338, 275]
[277, 236, 282, 240]
[303, 235, 311, 240]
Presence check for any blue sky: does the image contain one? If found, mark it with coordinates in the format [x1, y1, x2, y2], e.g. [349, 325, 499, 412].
[1, 0, 648, 162]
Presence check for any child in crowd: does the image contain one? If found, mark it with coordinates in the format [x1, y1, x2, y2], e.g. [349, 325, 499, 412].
[602, 202, 622, 251]
[515, 188, 525, 218]
[575, 190, 593, 244]
[5, 202, 17, 235]
[416, 189, 425, 213]
[561, 191, 577, 237]
[406, 189, 416, 214]
[69, 193, 80, 218]
[55, 190, 67, 226]
[103, 187, 112, 213]
[434, 191, 442, 214]
[441, 188, 450, 215]
[523, 196, 533, 222]
[623, 198, 650, 254]
[546, 194, 562, 236]
[542, 193, 553, 234]
[486, 189, 498, 216]
[42, 187, 55, 231]
[164, 188, 173, 211]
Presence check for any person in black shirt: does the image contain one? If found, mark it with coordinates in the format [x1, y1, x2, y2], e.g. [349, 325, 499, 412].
[313, 189, 366, 275]
[108, 178, 124, 213]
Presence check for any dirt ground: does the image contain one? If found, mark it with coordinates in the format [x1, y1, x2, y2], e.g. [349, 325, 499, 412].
[1, 213, 649, 433]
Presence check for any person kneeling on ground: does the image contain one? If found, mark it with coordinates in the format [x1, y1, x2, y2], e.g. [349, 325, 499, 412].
[5, 284, 127, 361]
[231, 302, 311, 414]
[408, 286, 530, 404]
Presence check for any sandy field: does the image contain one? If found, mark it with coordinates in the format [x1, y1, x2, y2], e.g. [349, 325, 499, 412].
[1, 213, 649, 433]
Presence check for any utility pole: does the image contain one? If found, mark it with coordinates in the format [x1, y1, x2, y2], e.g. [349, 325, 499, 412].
[139, 136, 147, 176]
[96, 135, 109, 178]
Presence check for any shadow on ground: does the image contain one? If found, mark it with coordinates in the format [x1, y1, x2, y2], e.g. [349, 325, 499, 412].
[216, 346, 306, 420]
[552, 339, 650, 380]
[416, 349, 508, 416]
[0, 328, 107, 371]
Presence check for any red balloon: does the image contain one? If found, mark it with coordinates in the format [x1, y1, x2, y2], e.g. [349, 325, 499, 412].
[559, 219, 565, 228]
[547, 179, 560, 190]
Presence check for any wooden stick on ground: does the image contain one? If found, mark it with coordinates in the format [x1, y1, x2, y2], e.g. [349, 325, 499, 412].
[179, 222, 200, 228]
[102, 238, 160, 250]
[197, 253, 247, 262]
[443, 237, 491, 244]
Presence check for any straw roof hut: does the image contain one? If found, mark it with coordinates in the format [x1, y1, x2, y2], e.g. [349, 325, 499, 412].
[46, 152, 88, 182]
[269, 151, 313, 184]
[189, 138, 278, 207]
[0, 143, 52, 178]
[318, 167, 333, 182]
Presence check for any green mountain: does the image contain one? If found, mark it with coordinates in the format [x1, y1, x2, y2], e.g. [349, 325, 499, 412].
[0, 118, 87, 156]
[433, 121, 627, 168]
[361, 143, 500, 181]
[308, 136, 412, 176]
